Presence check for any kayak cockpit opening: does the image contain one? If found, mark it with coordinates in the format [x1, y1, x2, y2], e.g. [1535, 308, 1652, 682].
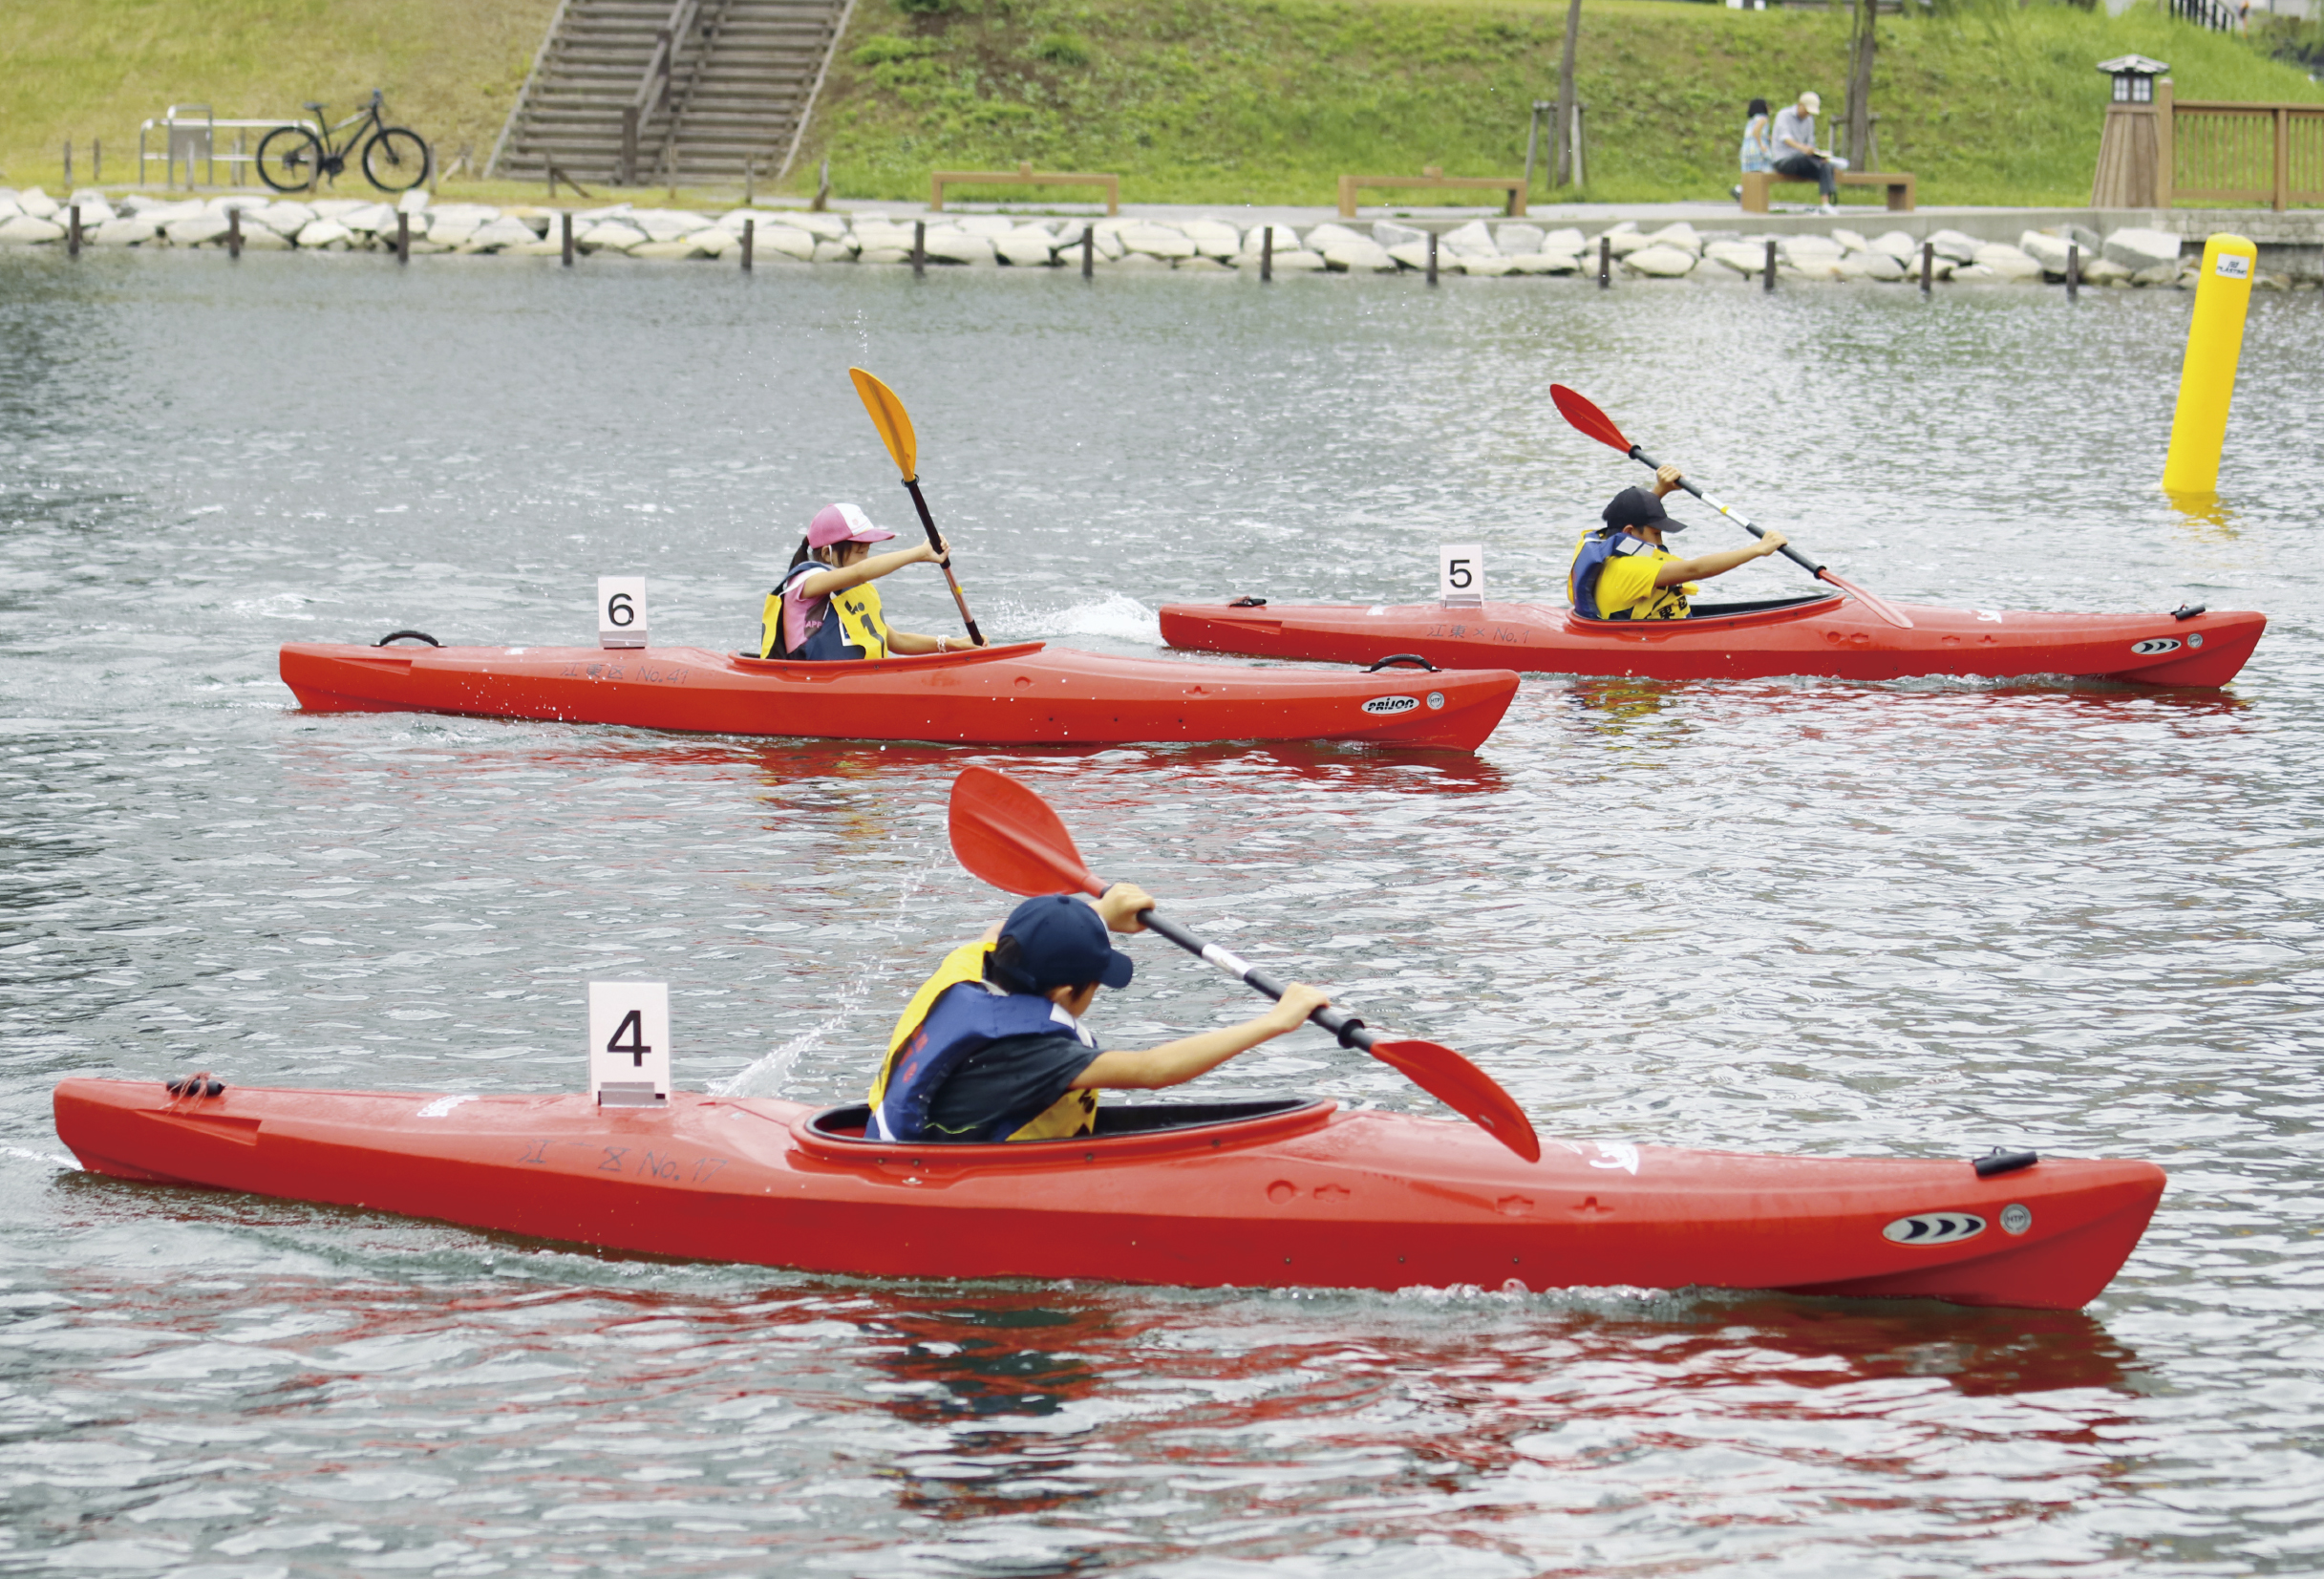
[807, 1097, 1318, 1142]
[1675, 593, 1840, 618]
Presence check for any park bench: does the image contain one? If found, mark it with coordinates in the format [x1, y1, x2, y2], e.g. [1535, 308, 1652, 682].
[930, 162, 1119, 215]
[1337, 167, 1528, 218]
[1739, 168, 1916, 213]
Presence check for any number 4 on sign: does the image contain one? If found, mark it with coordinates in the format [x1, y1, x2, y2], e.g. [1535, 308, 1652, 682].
[598, 576, 648, 650]
[1439, 544, 1482, 608]
[588, 981, 671, 1107]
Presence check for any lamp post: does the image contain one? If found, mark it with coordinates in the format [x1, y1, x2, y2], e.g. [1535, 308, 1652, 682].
[2092, 54, 2173, 209]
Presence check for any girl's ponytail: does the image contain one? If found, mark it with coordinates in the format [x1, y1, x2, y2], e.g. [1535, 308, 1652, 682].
[786, 535, 812, 571]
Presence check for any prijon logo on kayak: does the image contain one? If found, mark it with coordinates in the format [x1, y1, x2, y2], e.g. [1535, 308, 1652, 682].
[1362, 695, 1420, 715]
[1882, 1211, 1987, 1246]
[2130, 638, 2183, 656]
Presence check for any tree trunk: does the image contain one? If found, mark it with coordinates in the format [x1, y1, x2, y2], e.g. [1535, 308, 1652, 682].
[1552, 0, 1583, 186]
[1845, 0, 1875, 168]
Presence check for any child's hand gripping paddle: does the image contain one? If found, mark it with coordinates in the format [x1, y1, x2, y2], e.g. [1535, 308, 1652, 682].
[848, 367, 986, 647]
[1550, 383, 1914, 630]
[947, 766, 1542, 1163]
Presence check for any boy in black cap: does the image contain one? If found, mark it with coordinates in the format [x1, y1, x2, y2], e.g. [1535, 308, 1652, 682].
[1567, 463, 1788, 621]
[868, 886, 1331, 1143]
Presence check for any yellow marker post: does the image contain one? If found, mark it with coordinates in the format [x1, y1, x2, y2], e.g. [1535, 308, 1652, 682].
[2162, 233, 2257, 497]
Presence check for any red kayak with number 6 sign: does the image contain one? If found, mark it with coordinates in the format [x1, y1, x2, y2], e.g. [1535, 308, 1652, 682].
[1158, 594, 2265, 688]
[53, 1078, 2164, 1311]
[277, 640, 1519, 750]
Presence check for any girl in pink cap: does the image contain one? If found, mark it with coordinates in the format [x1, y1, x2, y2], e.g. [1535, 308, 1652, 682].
[756, 502, 962, 661]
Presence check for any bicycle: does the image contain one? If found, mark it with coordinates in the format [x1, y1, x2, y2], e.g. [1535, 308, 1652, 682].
[256, 90, 431, 194]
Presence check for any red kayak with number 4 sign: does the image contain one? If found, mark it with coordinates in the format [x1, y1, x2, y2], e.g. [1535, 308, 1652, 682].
[53, 1078, 2164, 1311]
[277, 640, 1519, 750]
[1158, 594, 2265, 688]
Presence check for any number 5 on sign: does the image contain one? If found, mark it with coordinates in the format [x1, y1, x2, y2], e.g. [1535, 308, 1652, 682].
[1439, 544, 1482, 607]
[598, 576, 648, 650]
[588, 981, 670, 1106]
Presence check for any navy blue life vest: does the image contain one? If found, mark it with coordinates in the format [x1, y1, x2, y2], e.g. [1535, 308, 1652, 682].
[869, 964, 1095, 1142]
[1569, 529, 1661, 621]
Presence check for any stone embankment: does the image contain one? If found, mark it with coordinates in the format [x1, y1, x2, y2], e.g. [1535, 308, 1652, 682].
[0, 185, 2295, 290]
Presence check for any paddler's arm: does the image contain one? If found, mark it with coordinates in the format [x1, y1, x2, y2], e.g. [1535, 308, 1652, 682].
[1068, 983, 1331, 1092]
[1653, 531, 1786, 587]
[795, 536, 950, 599]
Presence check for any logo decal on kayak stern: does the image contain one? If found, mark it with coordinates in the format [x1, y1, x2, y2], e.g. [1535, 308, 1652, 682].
[2130, 637, 2183, 656]
[1362, 694, 1420, 715]
[1588, 1142, 1640, 1175]
[1883, 1211, 1987, 1246]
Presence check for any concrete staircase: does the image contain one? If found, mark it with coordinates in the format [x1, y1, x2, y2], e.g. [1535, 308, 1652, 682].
[489, 0, 853, 186]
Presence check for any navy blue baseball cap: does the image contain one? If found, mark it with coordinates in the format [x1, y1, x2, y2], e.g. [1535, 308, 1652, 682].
[993, 894, 1135, 992]
[1604, 485, 1683, 533]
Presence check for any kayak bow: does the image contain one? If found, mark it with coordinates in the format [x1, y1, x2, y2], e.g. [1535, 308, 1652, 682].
[278, 640, 1520, 750]
[53, 1078, 2164, 1312]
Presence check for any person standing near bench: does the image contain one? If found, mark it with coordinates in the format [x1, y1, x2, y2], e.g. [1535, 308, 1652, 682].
[1771, 90, 1840, 214]
[1733, 96, 1775, 203]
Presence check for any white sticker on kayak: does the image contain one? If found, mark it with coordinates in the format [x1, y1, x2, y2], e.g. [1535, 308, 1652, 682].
[1362, 695, 1420, 715]
[1974, 609, 2003, 623]
[2131, 637, 2183, 656]
[416, 1094, 477, 1119]
[1999, 1203, 2033, 1235]
[1883, 1211, 1987, 1246]
[2215, 253, 2250, 279]
[1588, 1142, 1640, 1175]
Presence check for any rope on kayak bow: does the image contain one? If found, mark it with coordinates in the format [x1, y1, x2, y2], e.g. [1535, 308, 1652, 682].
[1365, 653, 1439, 672]
[376, 630, 441, 647]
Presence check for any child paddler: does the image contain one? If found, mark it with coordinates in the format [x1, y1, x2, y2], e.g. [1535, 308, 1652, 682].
[757, 502, 968, 660]
[869, 889, 1332, 1143]
[1568, 465, 1788, 621]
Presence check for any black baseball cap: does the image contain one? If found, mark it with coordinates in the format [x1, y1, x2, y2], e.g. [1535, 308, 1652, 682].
[1603, 485, 1684, 533]
[991, 894, 1136, 992]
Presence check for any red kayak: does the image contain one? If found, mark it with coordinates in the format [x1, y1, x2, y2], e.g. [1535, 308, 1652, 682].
[278, 640, 1518, 750]
[54, 1078, 2163, 1311]
[1159, 593, 2266, 688]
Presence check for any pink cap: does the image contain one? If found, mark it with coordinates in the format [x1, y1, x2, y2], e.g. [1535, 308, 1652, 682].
[806, 502, 896, 547]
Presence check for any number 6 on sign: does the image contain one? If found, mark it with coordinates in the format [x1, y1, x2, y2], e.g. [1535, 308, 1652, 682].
[598, 576, 648, 650]
[1439, 544, 1482, 608]
[588, 981, 671, 1106]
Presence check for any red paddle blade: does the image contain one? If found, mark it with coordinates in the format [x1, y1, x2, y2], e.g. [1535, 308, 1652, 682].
[1367, 1039, 1541, 1163]
[1818, 569, 1916, 630]
[948, 767, 1104, 899]
[1550, 384, 1632, 455]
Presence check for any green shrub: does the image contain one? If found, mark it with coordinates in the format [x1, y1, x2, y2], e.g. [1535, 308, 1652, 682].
[852, 33, 936, 65]
[1034, 30, 1093, 65]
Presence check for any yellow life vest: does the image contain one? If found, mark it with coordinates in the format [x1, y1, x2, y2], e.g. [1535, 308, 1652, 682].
[1568, 530, 1695, 621]
[757, 566, 891, 660]
[868, 942, 1099, 1142]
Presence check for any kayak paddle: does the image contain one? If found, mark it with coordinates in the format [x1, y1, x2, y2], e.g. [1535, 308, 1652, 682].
[947, 766, 1543, 1163]
[1549, 383, 1914, 630]
[847, 367, 987, 647]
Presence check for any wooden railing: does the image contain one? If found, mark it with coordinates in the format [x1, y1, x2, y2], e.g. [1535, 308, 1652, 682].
[2174, 100, 2324, 211]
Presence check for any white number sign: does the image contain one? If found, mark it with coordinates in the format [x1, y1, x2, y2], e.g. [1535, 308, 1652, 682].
[597, 576, 648, 650]
[1439, 544, 1482, 607]
[588, 980, 671, 1106]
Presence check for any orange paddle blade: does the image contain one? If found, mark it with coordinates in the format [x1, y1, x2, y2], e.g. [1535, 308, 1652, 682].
[849, 367, 919, 481]
[1368, 1039, 1542, 1163]
[948, 766, 1103, 899]
[1551, 383, 1633, 455]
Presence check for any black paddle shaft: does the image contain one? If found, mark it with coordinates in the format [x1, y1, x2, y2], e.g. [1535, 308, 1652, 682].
[899, 478, 987, 647]
[1628, 443, 1828, 580]
[1136, 908, 1375, 1051]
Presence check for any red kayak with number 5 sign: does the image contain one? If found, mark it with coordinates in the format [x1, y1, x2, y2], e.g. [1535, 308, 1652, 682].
[277, 640, 1519, 750]
[1158, 594, 2265, 688]
[54, 1078, 2164, 1311]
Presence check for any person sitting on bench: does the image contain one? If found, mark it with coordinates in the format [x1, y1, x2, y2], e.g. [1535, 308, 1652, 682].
[1771, 90, 1844, 214]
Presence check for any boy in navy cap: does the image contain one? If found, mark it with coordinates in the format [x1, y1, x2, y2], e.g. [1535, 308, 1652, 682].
[1567, 463, 1787, 621]
[869, 886, 1330, 1143]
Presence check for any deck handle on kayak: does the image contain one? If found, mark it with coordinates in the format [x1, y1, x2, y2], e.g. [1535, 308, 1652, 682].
[1365, 653, 1439, 672]
[2171, 604, 2207, 622]
[1229, 596, 1269, 608]
[1973, 1147, 2039, 1177]
[376, 630, 440, 647]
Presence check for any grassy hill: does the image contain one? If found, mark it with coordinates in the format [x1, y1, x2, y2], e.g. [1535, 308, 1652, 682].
[0, 0, 556, 190]
[800, 0, 2324, 207]
[3, 0, 2318, 208]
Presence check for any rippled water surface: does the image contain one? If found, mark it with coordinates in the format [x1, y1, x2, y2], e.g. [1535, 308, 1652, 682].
[3, 249, 2321, 1575]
